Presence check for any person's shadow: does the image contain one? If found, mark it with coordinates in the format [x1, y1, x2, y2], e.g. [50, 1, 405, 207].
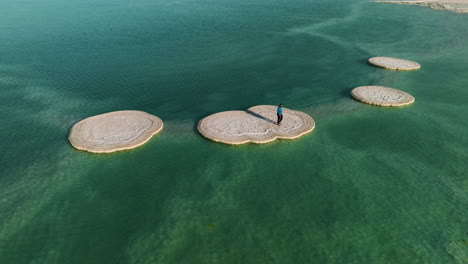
[245, 110, 276, 124]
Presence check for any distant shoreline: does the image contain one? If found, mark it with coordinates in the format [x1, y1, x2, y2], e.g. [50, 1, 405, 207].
[371, 0, 468, 13]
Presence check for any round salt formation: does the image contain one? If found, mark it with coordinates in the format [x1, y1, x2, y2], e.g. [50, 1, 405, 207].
[198, 105, 315, 145]
[369, 57, 421, 70]
[351, 86, 415, 107]
[69, 110, 163, 153]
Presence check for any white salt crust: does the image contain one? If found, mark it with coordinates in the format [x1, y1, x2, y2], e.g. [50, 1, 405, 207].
[372, 1, 468, 13]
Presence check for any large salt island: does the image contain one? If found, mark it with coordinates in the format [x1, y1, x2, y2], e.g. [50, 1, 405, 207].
[198, 105, 315, 145]
[351, 86, 415, 107]
[69, 110, 163, 153]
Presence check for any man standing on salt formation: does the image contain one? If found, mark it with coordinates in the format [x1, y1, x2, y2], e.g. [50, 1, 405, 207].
[277, 104, 283, 125]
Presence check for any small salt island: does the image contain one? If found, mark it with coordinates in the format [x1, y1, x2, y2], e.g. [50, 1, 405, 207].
[69, 110, 163, 153]
[369, 57, 421, 70]
[351, 86, 415, 107]
[198, 105, 315, 145]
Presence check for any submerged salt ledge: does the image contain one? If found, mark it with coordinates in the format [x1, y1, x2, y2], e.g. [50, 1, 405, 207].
[69, 110, 163, 153]
[351, 86, 415, 106]
[198, 105, 315, 145]
[68, 57, 418, 151]
[369, 57, 421, 70]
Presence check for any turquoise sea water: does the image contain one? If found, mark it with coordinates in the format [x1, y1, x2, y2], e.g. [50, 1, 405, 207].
[0, 0, 467, 263]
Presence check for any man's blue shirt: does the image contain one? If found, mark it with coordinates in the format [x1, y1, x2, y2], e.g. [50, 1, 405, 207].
[277, 107, 283, 115]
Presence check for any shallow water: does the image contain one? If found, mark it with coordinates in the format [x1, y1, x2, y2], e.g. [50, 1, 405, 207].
[0, 0, 467, 263]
